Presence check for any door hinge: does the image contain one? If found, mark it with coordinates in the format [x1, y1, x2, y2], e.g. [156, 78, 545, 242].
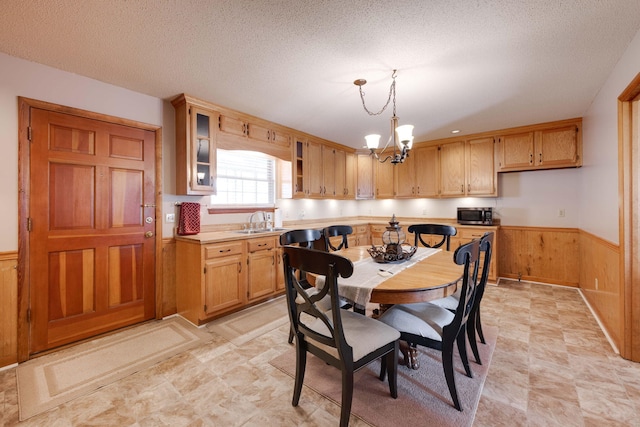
[27, 126, 32, 141]
[27, 217, 32, 232]
[27, 308, 31, 323]
[204, 266, 207, 274]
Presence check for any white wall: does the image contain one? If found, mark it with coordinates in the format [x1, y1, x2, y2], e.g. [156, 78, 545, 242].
[580, 28, 640, 244]
[0, 52, 165, 252]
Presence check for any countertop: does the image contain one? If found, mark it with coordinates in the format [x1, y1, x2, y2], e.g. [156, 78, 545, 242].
[174, 217, 498, 245]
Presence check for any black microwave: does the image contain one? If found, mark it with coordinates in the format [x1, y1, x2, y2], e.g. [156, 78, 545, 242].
[457, 207, 493, 225]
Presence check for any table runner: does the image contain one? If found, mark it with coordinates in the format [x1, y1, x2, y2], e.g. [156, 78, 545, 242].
[317, 247, 439, 308]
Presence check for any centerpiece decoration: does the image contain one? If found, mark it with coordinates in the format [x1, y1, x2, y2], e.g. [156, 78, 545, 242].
[368, 214, 417, 263]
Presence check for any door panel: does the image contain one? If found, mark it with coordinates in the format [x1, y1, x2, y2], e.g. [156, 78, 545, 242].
[29, 108, 156, 354]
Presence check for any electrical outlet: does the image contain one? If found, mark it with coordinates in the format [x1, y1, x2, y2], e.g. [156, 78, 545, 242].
[422, 209, 428, 216]
[166, 213, 175, 223]
[265, 212, 273, 221]
[558, 209, 565, 217]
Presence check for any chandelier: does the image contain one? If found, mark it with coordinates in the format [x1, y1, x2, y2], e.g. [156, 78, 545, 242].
[354, 69, 414, 164]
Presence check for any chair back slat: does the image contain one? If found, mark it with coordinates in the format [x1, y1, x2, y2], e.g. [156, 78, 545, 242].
[407, 224, 457, 250]
[322, 225, 353, 252]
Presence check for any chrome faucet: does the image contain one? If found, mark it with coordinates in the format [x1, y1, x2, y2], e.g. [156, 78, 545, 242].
[248, 211, 267, 230]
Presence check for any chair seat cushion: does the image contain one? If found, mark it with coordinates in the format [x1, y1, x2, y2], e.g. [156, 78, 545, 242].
[378, 302, 455, 341]
[429, 292, 459, 311]
[306, 310, 400, 361]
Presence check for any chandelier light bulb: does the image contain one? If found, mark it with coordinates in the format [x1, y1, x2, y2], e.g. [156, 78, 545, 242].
[365, 134, 381, 150]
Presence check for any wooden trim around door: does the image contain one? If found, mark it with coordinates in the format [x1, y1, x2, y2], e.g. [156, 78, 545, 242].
[618, 73, 640, 361]
[17, 97, 163, 362]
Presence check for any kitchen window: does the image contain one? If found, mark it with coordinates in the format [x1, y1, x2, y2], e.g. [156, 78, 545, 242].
[210, 149, 275, 207]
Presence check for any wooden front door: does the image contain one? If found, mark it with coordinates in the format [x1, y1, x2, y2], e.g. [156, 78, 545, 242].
[27, 107, 157, 355]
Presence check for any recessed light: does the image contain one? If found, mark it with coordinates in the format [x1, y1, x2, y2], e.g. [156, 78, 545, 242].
[451, 129, 461, 134]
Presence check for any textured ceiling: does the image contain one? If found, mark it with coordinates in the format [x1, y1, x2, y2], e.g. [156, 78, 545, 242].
[1, 0, 640, 149]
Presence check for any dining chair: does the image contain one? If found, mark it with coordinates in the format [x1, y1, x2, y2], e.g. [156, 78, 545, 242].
[430, 232, 494, 365]
[407, 224, 457, 250]
[282, 246, 400, 427]
[322, 225, 353, 252]
[378, 239, 481, 411]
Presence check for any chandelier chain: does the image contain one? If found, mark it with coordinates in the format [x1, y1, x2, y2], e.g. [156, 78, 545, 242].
[358, 70, 397, 116]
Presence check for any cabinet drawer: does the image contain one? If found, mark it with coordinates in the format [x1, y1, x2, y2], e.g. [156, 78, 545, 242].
[204, 241, 244, 259]
[458, 228, 488, 241]
[247, 237, 275, 252]
[353, 225, 368, 234]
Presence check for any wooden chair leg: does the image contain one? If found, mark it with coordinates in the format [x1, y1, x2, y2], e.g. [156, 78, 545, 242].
[292, 343, 306, 406]
[442, 345, 462, 411]
[340, 369, 354, 427]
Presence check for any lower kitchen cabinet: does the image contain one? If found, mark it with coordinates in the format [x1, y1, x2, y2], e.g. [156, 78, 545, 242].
[247, 237, 277, 301]
[176, 236, 281, 325]
[450, 226, 498, 282]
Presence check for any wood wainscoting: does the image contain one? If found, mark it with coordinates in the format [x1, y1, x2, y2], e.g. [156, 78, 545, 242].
[498, 226, 623, 352]
[0, 252, 18, 367]
[578, 230, 622, 349]
[498, 226, 580, 287]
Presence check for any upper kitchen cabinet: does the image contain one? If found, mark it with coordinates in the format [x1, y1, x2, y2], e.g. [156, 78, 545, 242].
[496, 118, 582, 172]
[413, 145, 439, 198]
[172, 94, 218, 195]
[293, 137, 355, 199]
[466, 136, 497, 196]
[356, 153, 374, 199]
[218, 110, 292, 159]
[415, 137, 496, 198]
[394, 151, 417, 198]
[374, 158, 395, 198]
[439, 140, 466, 197]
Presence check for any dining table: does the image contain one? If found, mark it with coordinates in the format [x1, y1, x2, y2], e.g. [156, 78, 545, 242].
[312, 245, 465, 369]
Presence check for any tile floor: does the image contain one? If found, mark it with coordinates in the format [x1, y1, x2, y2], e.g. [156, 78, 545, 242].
[1, 279, 639, 426]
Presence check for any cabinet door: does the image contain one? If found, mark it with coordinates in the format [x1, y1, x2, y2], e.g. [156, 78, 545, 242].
[247, 121, 271, 143]
[190, 106, 217, 194]
[306, 140, 324, 198]
[466, 137, 496, 196]
[344, 152, 356, 199]
[293, 137, 306, 198]
[497, 132, 534, 171]
[275, 247, 285, 291]
[247, 244, 276, 301]
[322, 145, 336, 197]
[394, 151, 416, 198]
[439, 141, 466, 197]
[356, 154, 374, 199]
[375, 160, 395, 198]
[535, 125, 580, 168]
[219, 114, 247, 138]
[203, 254, 244, 317]
[334, 148, 346, 198]
[271, 129, 291, 148]
[414, 145, 439, 198]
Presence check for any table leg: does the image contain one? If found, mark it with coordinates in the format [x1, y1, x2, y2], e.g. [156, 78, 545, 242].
[399, 340, 419, 370]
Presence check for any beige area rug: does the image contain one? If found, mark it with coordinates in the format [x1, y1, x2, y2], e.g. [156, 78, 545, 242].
[205, 296, 289, 346]
[16, 316, 211, 420]
[271, 326, 498, 427]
